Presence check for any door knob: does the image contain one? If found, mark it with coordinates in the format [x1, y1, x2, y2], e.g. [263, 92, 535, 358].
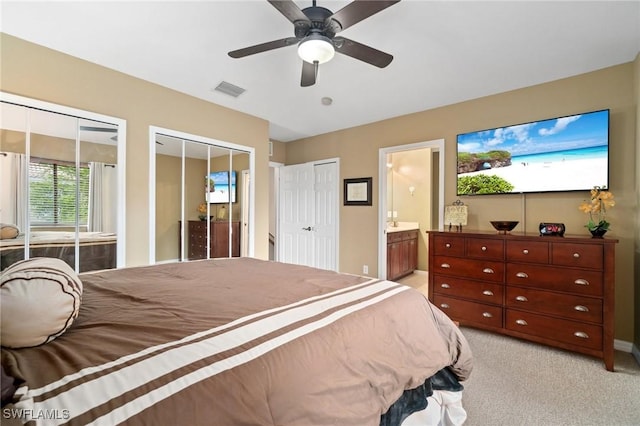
[302, 226, 312, 231]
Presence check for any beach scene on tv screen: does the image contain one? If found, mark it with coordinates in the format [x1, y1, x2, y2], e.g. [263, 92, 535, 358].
[206, 171, 236, 203]
[456, 110, 609, 195]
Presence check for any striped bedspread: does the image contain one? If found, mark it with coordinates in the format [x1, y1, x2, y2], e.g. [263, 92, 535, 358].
[2, 258, 472, 426]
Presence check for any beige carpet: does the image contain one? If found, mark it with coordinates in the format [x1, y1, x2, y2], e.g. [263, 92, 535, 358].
[461, 327, 640, 426]
[398, 271, 640, 426]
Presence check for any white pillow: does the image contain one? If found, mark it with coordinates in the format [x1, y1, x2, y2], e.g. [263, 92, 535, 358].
[1, 257, 83, 348]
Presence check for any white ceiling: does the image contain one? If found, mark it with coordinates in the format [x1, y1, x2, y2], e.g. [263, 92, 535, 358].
[2, 1, 639, 143]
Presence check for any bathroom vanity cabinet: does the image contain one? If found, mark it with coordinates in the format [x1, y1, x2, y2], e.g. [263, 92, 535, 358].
[387, 229, 418, 281]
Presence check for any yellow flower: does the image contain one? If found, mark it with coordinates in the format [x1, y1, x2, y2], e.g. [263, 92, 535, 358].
[197, 203, 207, 214]
[579, 186, 614, 231]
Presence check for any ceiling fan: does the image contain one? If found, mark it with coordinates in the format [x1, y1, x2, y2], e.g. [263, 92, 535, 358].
[228, 0, 400, 87]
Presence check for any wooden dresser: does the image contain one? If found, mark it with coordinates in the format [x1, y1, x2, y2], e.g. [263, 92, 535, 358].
[427, 230, 617, 371]
[387, 229, 418, 281]
[181, 220, 240, 259]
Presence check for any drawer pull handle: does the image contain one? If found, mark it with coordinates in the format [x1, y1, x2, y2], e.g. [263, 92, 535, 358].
[574, 279, 589, 286]
[483, 268, 494, 274]
[440, 303, 450, 309]
[515, 319, 528, 326]
[574, 331, 589, 339]
[482, 290, 494, 296]
[573, 253, 580, 258]
[516, 272, 529, 278]
[574, 305, 589, 312]
[481, 246, 487, 251]
[522, 249, 529, 255]
[482, 312, 493, 318]
[440, 283, 451, 289]
[445, 243, 451, 248]
[515, 296, 528, 302]
[440, 263, 451, 269]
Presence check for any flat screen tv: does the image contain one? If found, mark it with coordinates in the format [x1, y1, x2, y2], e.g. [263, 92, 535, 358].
[456, 109, 609, 195]
[206, 170, 236, 203]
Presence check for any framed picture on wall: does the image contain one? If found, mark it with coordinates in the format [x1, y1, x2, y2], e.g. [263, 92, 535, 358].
[344, 177, 372, 206]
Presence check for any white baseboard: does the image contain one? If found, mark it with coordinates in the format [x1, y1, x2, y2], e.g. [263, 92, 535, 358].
[614, 339, 633, 353]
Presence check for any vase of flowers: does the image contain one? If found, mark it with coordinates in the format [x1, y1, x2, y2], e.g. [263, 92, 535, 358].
[197, 202, 208, 221]
[578, 186, 615, 238]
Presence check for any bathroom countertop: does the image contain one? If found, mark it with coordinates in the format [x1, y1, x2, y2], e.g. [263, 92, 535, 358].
[386, 221, 420, 233]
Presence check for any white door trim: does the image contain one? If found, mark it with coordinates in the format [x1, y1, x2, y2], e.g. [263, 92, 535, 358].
[241, 169, 250, 257]
[378, 139, 445, 279]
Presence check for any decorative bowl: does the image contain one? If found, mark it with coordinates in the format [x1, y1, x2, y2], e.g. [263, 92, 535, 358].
[490, 221, 519, 234]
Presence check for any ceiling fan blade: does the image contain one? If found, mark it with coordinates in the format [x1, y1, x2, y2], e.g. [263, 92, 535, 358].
[334, 37, 393, 68]
[301, 60, 317, 87]
[268, 0, 309, 24]
[329, 0, 400, 32]
[228, 37, 299, 58]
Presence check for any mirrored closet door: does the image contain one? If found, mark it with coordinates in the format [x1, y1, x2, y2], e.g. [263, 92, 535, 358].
[152, 128, 254, 264]
[0, 93, 125, 273]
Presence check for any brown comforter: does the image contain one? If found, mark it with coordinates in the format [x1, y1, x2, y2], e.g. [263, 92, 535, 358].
[2, 258, 472, 426]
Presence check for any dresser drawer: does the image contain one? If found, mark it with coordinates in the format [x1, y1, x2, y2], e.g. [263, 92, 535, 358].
[506, 240, 549, 264]
[551, 242, 603, 270]
[189, 221, 208, 232]
[466, 238, 504, 260]
[434, 295, 503, 328]
[506, 263, 603, 297]
[432, 235, 465, 256]
[434, 256, 504, 282]
[506, 310, 602, 350]
[433, 274, 503, 305]
[506, 287, 602, 323]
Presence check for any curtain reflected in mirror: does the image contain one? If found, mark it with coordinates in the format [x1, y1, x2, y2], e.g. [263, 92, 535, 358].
[0, 100, 119, 273]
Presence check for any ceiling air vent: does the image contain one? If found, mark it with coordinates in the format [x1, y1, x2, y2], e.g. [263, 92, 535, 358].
[214, 81, 246, 98]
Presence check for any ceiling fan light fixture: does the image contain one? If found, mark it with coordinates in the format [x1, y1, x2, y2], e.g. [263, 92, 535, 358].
[298, 34, 335, 64]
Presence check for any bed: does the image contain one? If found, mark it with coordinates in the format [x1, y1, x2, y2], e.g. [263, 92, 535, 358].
[1, 257, 472, 426]
[0, 231, 116, 273]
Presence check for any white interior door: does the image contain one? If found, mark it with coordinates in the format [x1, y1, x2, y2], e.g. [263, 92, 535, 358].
[279, 163, 314, 267]
[278, 160, 338, 270]
[313, 162, 338, 270]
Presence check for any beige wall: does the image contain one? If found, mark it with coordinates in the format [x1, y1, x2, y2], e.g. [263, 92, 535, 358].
[270, 139, 287, 164]
[286, 63, 638, 343]
[1, 33, 271, 265]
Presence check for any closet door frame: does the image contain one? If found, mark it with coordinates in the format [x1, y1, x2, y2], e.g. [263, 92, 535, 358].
[147, 125, 255, 263]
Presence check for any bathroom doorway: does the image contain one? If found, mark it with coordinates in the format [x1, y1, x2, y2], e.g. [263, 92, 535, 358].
[378, 139, 445, 280]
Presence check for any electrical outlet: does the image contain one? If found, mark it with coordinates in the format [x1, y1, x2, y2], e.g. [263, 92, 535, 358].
[363, 265, 368, 275]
